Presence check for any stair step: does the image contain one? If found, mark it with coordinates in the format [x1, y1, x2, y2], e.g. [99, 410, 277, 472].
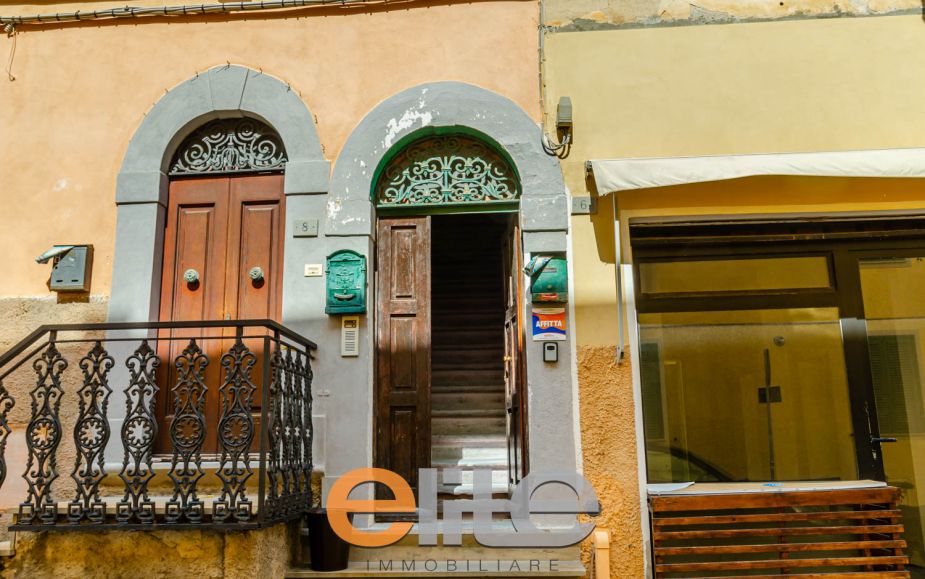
[432, 362, 501, 372]
[430, 382, 504, 395]
[432, 456, 507, 469]
[432, 434, 507, 448]
[432, 408, 505, 418]
[431, 392, 505, 411]
[432, 370, 504, 385]
[432, 416, 506, 436]
[432, 445, 507, 462]
[438, 469, 510, 493]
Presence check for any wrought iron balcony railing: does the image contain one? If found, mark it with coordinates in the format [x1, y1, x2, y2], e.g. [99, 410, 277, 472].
[0, 320, 316, 531]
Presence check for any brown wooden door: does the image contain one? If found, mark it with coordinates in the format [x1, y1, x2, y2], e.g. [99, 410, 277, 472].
[376, 217, 431, 493]
[502, 222, 526, 487]
[157, 173, 284, 453]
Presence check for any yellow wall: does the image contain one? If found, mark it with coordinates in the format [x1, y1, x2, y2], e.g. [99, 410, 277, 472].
[0, 1, 539, 298]
[546, 12, 925, 577]
[545, 14, 925, 345]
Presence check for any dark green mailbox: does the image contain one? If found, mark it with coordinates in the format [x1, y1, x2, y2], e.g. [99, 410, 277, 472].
[526, 255, 568, 303]
[325, 250, 367, 314]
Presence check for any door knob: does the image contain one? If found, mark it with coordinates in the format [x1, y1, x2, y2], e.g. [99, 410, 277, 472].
[871, 436, 898, 444]
[248, 266, 265, 282]
[183, 269, 200, 284]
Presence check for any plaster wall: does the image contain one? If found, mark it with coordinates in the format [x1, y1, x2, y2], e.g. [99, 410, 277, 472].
[544, 14, 925, 346]
[0, 0, 539, 298]
[576, 347, 643, 578]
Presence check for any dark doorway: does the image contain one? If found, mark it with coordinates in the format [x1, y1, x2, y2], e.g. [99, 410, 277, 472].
[430, 214, 512, 496]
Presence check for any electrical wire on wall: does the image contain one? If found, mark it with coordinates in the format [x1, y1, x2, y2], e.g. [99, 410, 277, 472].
[4, 24, 16, 81]
[538, 0, 571, 158]
[0, 0, 422, 26]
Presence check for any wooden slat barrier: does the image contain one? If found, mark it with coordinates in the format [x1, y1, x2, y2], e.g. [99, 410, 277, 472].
[650, 487, 909, 578]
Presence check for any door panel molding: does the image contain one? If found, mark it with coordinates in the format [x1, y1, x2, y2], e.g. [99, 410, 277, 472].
[375, 217, 432, 493]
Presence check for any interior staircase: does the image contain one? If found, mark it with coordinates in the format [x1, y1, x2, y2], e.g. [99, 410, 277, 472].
[430, 215, 510, 495]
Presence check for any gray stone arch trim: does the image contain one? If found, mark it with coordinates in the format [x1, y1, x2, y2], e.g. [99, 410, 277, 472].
[117, 65, 329, 205]
[320, 82, 578, 497]
[109, 64, 329, 324]
[104, 65, 329, 464]
[325, 81, 568, 236]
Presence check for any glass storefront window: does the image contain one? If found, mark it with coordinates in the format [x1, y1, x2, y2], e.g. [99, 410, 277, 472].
[861, 256, 925, 567]
[639, 307, 857, 483]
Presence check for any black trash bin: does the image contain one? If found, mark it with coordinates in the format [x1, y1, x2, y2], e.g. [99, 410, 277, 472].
[305, 508, 351, 572]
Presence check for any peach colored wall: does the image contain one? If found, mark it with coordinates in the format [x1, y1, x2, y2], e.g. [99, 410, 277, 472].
[0, 1, 539, 298]
[578, 347, 645, 578]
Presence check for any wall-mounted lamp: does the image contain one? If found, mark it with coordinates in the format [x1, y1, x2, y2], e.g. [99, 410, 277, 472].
[543, 96, 573, 157]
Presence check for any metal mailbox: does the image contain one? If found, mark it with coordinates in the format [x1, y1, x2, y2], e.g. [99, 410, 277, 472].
[526, 255, 568, 303]
[39, 245, 94, 292]
[325, 250, 367, 314]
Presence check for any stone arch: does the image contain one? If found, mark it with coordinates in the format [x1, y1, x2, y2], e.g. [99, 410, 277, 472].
[109, 65, 329, 324]
[325, 81, 568, 236]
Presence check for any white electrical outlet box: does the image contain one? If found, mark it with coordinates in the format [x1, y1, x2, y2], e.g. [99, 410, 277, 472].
[341, 316, 360, 357]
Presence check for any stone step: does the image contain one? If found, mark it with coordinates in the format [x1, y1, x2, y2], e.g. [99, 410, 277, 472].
[430, 393, 507, 416]
[432, 408, 505, 419]
[430, 383, 504, 393]
[287, 560, 585, 577]
[432, 434, 507, 449]
[432, 359, 501, 370]
[431, 444, 507, 463]
[431, 389, 505, 403]
[432, 370, 504, 386]
[432, 456, 507, 469]
[438, 469, 510, 495]
[432, 416, 506, 436]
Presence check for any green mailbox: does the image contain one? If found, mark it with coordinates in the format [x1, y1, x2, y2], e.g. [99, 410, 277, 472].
[325, 250, 367, 314]
[525, 255, 568, 303]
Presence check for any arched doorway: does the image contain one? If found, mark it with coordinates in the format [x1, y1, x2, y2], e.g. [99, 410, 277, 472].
[156, 117, 287, 453]
[373, 133, 526, 497]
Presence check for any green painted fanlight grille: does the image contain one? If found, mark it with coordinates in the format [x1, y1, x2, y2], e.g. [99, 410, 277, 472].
[374, 134, 521, 210]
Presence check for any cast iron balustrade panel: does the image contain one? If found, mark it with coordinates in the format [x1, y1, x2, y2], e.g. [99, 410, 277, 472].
[0, 320, 316, 531]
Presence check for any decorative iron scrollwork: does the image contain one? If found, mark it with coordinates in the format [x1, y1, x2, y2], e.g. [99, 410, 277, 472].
[266, 345, 284, 518]
[20, 342, 68, 525]
[298, 352, 314, 504]
[116, 340, 160, 524]
[68, 342, 115, 523]
[166, 339, 208, 523]
[375, 135, 520, 208]
[214, 340, 256, 523]
[0, 379, 15, 492]
[169, 118, 287, 175]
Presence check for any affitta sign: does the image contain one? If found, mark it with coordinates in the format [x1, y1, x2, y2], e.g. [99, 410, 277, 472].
[326, 468, 601, 548]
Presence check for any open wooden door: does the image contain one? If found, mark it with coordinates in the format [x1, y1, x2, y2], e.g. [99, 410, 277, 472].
[502, 221, 526, 488]
[375, 217, 432, 494]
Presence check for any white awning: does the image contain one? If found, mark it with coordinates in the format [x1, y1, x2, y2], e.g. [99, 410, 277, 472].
[589, 148, 925, 194]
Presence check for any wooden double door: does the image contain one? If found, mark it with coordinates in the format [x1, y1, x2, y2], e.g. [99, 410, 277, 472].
[157, 174, 285, 453]
[375, 215, 526, 493]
